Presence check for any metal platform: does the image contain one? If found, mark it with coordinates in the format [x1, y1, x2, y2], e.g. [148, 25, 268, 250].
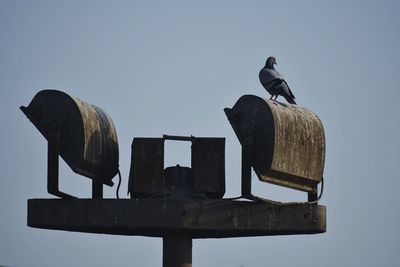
[28, 198, 326, 238]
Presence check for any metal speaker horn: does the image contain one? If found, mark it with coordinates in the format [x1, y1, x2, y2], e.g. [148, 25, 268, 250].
[225, 95, 325, 196]
[21, 89, 119, 198]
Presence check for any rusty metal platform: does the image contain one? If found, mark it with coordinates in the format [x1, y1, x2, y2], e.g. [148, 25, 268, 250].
[28, 198, 326, 238]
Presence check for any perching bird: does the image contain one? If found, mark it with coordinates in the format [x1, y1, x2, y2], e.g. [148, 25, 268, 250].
[259, 56, 296, 105]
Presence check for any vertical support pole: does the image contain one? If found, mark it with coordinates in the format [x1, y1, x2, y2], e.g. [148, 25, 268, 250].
[47, 133, 75, 199]
[163, 233, 192, 267]
[47, 139, 60, 195]
[308, 186, 318, 202]
[241, 146, 252, 197]
[92, 181, 103, 199]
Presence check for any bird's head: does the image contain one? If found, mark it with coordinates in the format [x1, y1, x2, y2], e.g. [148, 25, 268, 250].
[265, 56, 277, 68]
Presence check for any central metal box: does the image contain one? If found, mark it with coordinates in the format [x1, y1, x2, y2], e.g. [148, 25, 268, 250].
[128, 137, 225, 199]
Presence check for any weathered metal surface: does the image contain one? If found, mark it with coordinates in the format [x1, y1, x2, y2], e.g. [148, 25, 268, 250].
[266, 100, 325, 190]
[191, 138, 225, 198]
[128, 136, 225, 199]
[128, 138, 165, 197]
[225, 95, 325, 192]
[27, 198, 326, 238]
[20, 90, 119, 185]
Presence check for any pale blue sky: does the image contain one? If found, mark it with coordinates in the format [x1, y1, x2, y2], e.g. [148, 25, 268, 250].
[1, 1, 400, 266]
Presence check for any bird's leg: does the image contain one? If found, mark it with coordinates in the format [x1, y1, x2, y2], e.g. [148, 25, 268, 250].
[269, 95, 273, 100]
[274, 95, 278, 100]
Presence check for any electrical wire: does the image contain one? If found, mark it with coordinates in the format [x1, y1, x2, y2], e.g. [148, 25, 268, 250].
[116, 169, 122, 199]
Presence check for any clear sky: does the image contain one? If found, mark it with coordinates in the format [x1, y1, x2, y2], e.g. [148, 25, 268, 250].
[1, 1, 400, 266]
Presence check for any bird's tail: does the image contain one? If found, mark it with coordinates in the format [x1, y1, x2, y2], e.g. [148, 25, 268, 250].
[285, 97, 297, 105]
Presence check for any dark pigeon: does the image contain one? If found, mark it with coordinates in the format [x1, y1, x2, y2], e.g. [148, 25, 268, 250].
[259, 56, 296, 105]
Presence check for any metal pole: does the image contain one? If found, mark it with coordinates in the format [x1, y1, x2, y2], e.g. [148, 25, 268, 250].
[308, 186, 318, 202]
[92, 180, 103, 199]
[163, 233, 192, 267]
[47, 133, 75, 199]
[241, 146, 252, 197]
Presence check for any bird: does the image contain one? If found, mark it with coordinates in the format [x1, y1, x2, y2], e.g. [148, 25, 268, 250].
[259, 56, 296, 105]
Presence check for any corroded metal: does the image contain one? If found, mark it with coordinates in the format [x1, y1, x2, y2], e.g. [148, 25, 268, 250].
[191, 138, 225, 198]
[20, 89, 119, 185]
[27, 198, 326, 238]
[23, 91, 327, 267]
[225, 95, 325, 192]
[128, 138, 165, 197]
[128, 136, 225, 198]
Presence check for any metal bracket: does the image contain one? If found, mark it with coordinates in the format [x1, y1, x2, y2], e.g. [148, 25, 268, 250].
[240, 145, 319, 203]
[47, 130, 76, 199]
[308, 186, 318, 202]
[241, 146, 252, 199]
[92, 181, 103, 199]
[47, 130, 103, 199]
[163, 134, 195, 142]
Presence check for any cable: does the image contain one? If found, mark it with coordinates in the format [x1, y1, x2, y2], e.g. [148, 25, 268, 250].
[116, 169, 122, 199]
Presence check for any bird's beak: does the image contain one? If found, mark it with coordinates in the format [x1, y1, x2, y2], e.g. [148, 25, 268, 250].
[273, 61, 277, 65]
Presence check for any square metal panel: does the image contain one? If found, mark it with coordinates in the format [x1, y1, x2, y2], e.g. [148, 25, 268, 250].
[191, 138, 225, 198]
[128, 138, 164, 197]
